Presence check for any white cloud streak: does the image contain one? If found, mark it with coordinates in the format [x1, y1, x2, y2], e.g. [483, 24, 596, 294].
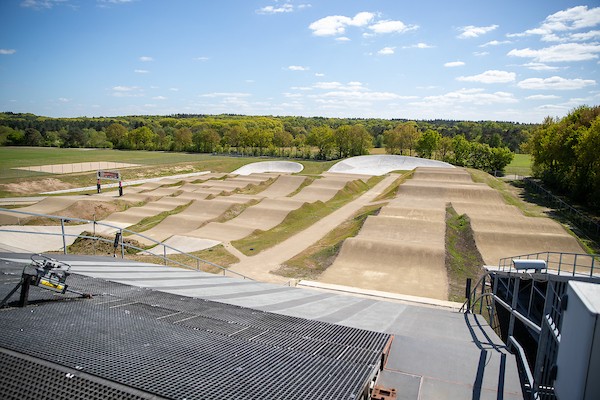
[457, 24, 498, 39]
[368, 20, 418, 34]
[508, 6, 600, 42]
[0, 49, 16, 55]
[309, 12, 374, 36]
[288, 65, 309, 71]
[377, 47, 395, 55]
[256, 3, 293, 14]
[508, 42, 600, 62]
[517, 76, 596, 90]
[444, 61, 465, 67]
[139, 56, 153, 62]
[457, 70, 516, 83]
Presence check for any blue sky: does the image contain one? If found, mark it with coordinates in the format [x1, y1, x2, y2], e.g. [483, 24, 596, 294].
[1, 0, 599, 123]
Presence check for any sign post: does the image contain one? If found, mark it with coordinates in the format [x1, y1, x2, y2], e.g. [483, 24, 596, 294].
[96, 170, 123, 196]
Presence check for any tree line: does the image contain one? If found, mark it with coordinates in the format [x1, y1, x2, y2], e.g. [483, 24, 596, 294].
[0, 112, 528, 173]
[526, 105, 600, 210]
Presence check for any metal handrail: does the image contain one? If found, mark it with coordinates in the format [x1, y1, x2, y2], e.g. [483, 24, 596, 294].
[498, 251, 598, 277]
[0, 207, 251, 280]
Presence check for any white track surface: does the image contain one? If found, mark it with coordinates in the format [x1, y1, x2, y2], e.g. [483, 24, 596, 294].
[328, 155, 454, 175]
[232, 161, 303, 175]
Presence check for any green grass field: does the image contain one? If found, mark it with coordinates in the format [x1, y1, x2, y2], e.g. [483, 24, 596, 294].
[504, 153, 532, 177]
[0, 147, 339, 197]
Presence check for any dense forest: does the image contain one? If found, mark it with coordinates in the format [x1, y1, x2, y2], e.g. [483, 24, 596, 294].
[526, 105, 600, 210]
[0, 112, 534, 173]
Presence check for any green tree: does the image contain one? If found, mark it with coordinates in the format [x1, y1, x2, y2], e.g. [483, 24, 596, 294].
[438, 136, 453, 162]
[173, 127, 192, 152]
[383, 126, 402, 154]
[398, 122, 420, 156]
[452, 135, 472, 166]
[106, 123, 129, 148]
[349, 124, 372, 156]
[416, 129, 441, 159]
[273, 129, 293, 156]
[129, 126, 156, 150]
[307, 126, 334, 160]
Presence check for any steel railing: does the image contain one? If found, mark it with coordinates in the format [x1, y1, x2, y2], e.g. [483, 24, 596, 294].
[0, 207, 251, 280]
[498, 251, 598, 277]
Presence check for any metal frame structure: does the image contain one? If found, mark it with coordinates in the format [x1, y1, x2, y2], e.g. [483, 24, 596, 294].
[462, 252, 599, 400]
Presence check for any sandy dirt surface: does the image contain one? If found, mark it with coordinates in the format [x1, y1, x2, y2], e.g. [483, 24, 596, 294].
[0, 196, 117, 225]
[138, 196, 258, 246]
[14, 161, 139, 174]
[227, 174, 400, 283]
[318, 189, 449, 300]
[188, 198, 307, 242]
[257, 175, 307, 198]
[291, 174, 363, 202]
[1, 178, 74, 195]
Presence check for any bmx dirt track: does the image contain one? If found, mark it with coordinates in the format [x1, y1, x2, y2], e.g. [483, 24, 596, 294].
[317, 167, 586, 300]
[0, 156, 589, 301]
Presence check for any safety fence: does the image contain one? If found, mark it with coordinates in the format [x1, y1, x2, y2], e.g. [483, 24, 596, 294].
[0, 207, 250, 280]
[523, 177, 600, 243]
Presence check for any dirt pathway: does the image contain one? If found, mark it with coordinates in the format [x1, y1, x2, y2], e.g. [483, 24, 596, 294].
[228, 174, 400, 283]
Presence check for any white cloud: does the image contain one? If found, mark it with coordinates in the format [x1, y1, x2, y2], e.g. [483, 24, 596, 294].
[169, 87, 179, 91]
[412, 88, 518, 106]
[508, 42, 600, 62]
[113, 85, 138, 91]
[473, 51, 490, 56]
[457, 24, 498, 39]
[517, 76, 596, 90]
[256, 3, 293, 14]
[139, 56, 153, 62]
[111, 85, 144, 97]
[457, 70, 516, 83]
[377, 47, 395, 55]
[0, 49, 16, 55]
[152, 96, 167, 100]
[510, 6, 600, 42]
[479, 40, 510, 47]
[315, 73, 325, 77]
[570, 30, 600, 41]
[193, 56, 210, 61]
[521, 62, 560, 71]
[526, 94, 561, 100]
[21, 0, 70, 9]
[288, 65, 309, 71]
[199, 92, 251, 98]
[315, 90, 408, 102]
[444, 61, 465, 67]
[335, 36, 351, 42]
[98, 0, 134, 5]
[368, 20, 418, 34]
[58, 97, 70, 103]
[403, 43, 434, 49]
[134, 69, 149, 74]
[309, 12, 374, 36]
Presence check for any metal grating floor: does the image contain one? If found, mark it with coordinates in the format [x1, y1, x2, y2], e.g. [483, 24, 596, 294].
[0, 260, 391, 399]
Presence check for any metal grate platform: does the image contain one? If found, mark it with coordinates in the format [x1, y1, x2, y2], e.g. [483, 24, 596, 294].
[0, 260, 391, 399]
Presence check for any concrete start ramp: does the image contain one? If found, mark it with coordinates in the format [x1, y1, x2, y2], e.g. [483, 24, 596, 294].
[232, 161, 303, 176]
[328, 155, 454, 176]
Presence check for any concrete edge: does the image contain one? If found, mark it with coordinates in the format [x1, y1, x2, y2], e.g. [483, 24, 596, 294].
[297, 280, 464, 311]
